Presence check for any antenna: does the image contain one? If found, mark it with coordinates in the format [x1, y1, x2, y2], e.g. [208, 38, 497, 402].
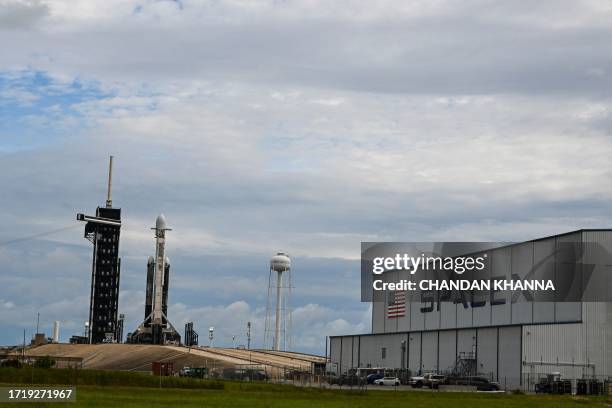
[106, 155, 114, 208]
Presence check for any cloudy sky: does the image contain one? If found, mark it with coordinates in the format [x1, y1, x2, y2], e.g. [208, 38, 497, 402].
[1, 0, 612, 353]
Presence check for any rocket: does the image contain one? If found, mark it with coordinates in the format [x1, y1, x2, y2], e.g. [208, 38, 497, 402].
[128, 214, 180, 345]
[144, 256, 170, 325]
[151, 214, 170, 325]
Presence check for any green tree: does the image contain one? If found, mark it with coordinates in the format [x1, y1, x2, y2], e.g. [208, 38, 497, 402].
[34, 355, 56, 369]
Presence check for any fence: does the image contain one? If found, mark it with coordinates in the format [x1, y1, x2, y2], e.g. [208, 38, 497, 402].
[521, 372, 612, 394]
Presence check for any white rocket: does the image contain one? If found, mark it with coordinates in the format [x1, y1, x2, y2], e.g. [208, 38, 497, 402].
[129, 214, 180, 344]
[151, 214, 170, 324]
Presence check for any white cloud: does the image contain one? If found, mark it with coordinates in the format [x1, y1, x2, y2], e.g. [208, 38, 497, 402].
[2, 0, 612, 353]
[0, 0, 48, 29]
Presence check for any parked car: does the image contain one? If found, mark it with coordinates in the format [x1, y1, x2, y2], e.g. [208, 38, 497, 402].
[345, 375, 366, 386]
[374, 376, 400, 386]
[447, 376, 500, 391]
[330, 374, 365, 386]
[409, 375, 425, 388]
[328, 376, 341, 385]
[424, 374, 447, 389]
[366, 373, 384, 384]
[409, 372, 437, 388]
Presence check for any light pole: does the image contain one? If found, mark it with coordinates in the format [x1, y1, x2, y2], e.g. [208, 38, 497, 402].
[246, 322, 251, 350]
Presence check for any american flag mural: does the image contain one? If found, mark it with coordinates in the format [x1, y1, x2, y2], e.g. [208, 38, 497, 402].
[387, 291, 406, 318]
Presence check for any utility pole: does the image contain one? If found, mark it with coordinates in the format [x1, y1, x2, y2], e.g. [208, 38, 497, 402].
[246, 322, 251, 350]
[22, 329, 26, 363]
[36, 312, 40, 334]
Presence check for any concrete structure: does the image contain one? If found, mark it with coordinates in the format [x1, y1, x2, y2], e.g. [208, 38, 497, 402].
[330, 230, 612, 390]
[16, 343, 326, 375]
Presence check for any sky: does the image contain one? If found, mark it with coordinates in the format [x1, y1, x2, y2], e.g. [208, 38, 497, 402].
[1, 0, 612, 354]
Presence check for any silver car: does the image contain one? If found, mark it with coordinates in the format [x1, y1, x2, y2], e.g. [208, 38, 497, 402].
[374, 376, 400, 386]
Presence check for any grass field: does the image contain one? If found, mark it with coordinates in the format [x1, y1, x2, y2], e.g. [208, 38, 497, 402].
[2, 383, 612, 408]
[1, 367, 611, 407]
[0, 367, 223, 389]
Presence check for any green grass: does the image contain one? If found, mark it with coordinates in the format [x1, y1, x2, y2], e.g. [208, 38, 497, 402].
[0, 367, 223, 389]
[1, 383, 611, 408]
[1, 368, 610, 407]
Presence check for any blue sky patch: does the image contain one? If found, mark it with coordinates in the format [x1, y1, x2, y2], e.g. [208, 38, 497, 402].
[0, 71, 110, 153]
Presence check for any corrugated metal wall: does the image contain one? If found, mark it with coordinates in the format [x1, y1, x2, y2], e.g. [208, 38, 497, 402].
[356, 333, 407, 369]
[498, 326, 522, 389]
[522, 301, 610, 378]
[438, 330, 456, 372]
[408, 332, 422, 372]
[519, 230, 612, 382]
[330, 326, 521, 387]
[477, 327, 497, 381]
[521, 322, 586, 380]
[330, 336, 342, 374]
[421, 331, 439, 372]
[339, 230, 612, 384]
[341, 336, 353, 374]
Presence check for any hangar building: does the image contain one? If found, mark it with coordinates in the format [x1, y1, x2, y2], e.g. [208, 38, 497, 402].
[329, 230, 612, 390]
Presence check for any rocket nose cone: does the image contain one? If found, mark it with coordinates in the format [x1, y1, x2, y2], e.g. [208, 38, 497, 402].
[156, 214, 167, 230]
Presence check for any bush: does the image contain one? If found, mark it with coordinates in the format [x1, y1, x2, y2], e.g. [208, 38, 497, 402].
[33, 356, 55, 369]
[1, 359, 22, 368]
[0, 367, 224, 390]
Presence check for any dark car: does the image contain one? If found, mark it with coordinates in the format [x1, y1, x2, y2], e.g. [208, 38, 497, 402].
[332, 374, 366, 386]
[366, 373, 384, 384]
[448, 376, 500, 391]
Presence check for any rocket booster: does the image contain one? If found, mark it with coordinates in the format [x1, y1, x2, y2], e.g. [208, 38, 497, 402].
[152, 214, 171, 324]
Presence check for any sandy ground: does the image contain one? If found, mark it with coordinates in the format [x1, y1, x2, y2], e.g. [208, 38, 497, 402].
[23, 343, 325, 373]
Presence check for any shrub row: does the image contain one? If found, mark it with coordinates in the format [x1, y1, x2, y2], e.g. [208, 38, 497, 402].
[0, 367, 224, 390]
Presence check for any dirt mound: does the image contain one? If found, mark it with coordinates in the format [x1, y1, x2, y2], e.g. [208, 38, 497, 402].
[26, 344, 325, 373]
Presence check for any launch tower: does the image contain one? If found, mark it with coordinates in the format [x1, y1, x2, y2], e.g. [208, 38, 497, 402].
[76, 156, 122, 343]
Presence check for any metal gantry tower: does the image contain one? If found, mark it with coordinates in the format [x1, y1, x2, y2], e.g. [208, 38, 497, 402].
[184, 322, 199, 347]
[77, 156, 122, 344]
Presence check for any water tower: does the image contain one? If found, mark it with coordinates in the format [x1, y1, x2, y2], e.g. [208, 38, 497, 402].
[264, 252, 292, 351]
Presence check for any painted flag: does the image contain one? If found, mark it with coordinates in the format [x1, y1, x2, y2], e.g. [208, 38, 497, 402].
[387, 291, 406, 318]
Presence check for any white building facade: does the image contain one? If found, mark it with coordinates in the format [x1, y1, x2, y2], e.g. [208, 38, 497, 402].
[330, 230, 612, 390]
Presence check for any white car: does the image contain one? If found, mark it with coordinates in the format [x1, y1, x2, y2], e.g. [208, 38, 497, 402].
[409, 375, 425, 388]
[409, 372, 437, 388]
[374, 376, 400, 386]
